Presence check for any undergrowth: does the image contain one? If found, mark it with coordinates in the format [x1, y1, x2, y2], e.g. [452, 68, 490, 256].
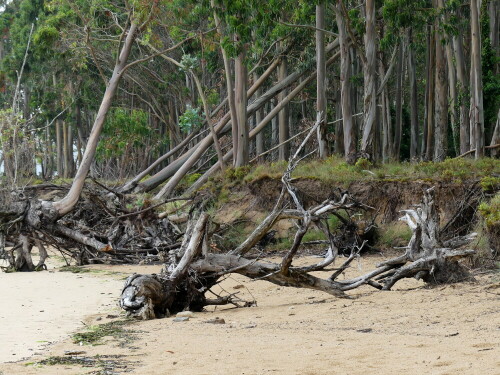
[235, 156, 500, 187]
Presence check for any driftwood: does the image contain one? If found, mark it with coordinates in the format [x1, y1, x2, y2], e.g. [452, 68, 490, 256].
[119, 186, 477, 319]
[0, 184, 181, 271]
[119, 125, 477, 319]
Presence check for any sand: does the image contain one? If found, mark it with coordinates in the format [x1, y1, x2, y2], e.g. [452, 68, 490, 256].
[1, 254, 499, 375]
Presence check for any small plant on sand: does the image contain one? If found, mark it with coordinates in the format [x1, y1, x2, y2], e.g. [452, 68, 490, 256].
[59, 265, 93, 274]
[72, 320, 134, 346]
[34, 354, 128, 373]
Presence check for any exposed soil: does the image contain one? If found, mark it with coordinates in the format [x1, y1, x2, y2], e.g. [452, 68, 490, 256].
[251, 177, 483, 221]
[2, 255, 499, 375]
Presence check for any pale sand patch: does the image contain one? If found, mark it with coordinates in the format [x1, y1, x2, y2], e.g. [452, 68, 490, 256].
[0, 253, 153, 364]
[1, 255, 499, 375]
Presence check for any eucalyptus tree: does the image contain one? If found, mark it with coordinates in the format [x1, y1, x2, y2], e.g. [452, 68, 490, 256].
[470, 0, 484, 159]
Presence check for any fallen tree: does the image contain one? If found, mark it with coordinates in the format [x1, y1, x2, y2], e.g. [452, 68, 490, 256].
[118, 124, 478, 319]
[0, 183, 185, 270]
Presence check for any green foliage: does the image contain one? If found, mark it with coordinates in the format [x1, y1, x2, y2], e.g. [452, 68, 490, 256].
[97, 108, 152, 159]
[376, 222, 413, 248]
[215, 221, 249, 251]
[180, 54, 199, 71]
[380, 0, 431, 49]
[302, 229, 327, 243]
[184, 173, 202, 186]
[355, 158, 373, 171]
[239, 157, 499, 191]
[478, 193, 500, 228]
[224, 166, 251, 182]
[480, 176, 500, 193]
[72, 320, 133, 346]
[271, 237, 293, 251]
[179, 105, 204, 133]
[480, 1, 500, 134]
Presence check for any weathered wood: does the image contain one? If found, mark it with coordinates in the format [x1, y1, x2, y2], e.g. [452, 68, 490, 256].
[120, 274, 168, 320]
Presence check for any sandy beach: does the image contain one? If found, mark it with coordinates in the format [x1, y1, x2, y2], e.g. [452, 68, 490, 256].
[1, 254, 499, 375]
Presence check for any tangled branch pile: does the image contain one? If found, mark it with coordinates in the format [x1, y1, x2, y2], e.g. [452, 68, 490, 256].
[0, 183, 182, 271]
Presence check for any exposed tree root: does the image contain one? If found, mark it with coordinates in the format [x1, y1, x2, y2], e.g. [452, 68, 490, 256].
[117, 126, 477, 319]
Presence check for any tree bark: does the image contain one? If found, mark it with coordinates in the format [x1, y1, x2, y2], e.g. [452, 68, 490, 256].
[434, 14, 448, 162]
[454, 31, 470, 154]
[408, 29, 419, 160]
[235, 44, 249, 167]
[379, 56, 391, 162]
[490, 108, 500, 157]
[437, 0, 458, 156]
[470, 0, 485, 159]
[335, 2, 355, 163]
[53, 22, 139, 216]
[254, 73, 264, 159]
[191, 72, 225, 171]
[360, 0, 377, 159]
[211, 0, 239, 164]
[316, 3, 328, 158]
[278, 43, 290, 161]
[394, 43, 403, 161]
[425, 26, 436, 161]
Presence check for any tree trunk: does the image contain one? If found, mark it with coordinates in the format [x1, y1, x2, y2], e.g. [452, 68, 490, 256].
[67, 123, 75, 176]
[62, 121, 69, 178]
[446, 41, 459, 157]
[408, 29, 419, 161]
[470, 0, 485, 159]
[438, 0, 458, 156]
[335, 2, 355, 163]
[191, 72, 225, 172]
[235, 44, 249, 167]
[434, 16, 448, 162]
[378, 56, 391, 162]
[360, 0, 377, 159]
[53, 22, 139, 216]
[490, 108, 500, 157]
[425, 26, 436, 161]
[334, 85, 344, 155]
[254, 73, 264, 159]
[454, 33, 470, 154]
[316, 2, 328, 158]
[211, 0, 239, 165]
[394, 43, 403, 161]
[278, 43, 290, 161]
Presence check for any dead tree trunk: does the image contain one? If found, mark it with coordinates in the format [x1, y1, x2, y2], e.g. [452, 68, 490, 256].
[119, 127, 476, 320]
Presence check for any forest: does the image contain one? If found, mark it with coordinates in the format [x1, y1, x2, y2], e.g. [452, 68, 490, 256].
[0, 1, 499, 373]
[0, 0, 497, 185]
[0, 0, 499, 315]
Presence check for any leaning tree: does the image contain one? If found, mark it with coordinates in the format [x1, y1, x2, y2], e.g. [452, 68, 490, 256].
[0, 2, 479, 316]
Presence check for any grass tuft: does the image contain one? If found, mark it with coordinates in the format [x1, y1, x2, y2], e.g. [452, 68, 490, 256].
[72, 320, 134, 346]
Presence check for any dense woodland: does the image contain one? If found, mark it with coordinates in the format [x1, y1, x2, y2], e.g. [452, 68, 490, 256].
[0, 0, 498, 318]
[0, 0, 498, 194]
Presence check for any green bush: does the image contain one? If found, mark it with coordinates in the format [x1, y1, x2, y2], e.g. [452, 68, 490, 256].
[478, 193, 500, 228]
[480, 176, 500, 193]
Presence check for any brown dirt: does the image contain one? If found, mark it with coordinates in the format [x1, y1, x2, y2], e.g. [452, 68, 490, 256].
[2, 255, 499, 375]
[248, 176, 481, 223]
